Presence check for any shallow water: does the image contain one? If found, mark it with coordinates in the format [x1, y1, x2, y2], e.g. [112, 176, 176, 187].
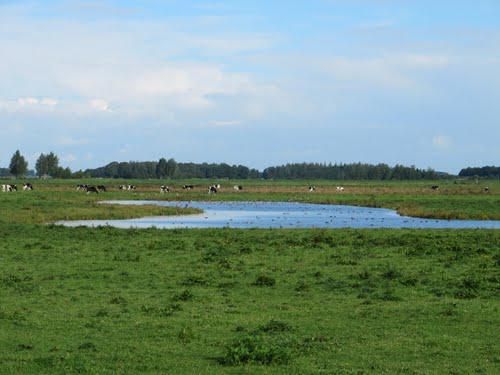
[56, 200, 500, 229]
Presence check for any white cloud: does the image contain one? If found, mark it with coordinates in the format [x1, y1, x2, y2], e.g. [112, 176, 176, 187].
[61, 153, 77, 163]
[57, 136, 89, 146]
[318, 54, 450, 90]
[0, 97, 59, 112]
[40, 98, 58, 106]
[89, 99, 111, 112]
[18, 97, 39, 105]
[432, 135, 452, 149]
[208, 120, 242, 127]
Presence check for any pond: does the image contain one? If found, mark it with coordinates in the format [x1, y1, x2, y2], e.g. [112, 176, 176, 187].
[56, 200, 500, 229]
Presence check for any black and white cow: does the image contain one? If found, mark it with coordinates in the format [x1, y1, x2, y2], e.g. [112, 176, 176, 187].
[336, 186, 344, 192]
[119, 185, 136, 191]
[160, 185, 170, 193]
[233, 185, 243, 191]
[97, 185, 107, 192]
[484, 187, 490, 193]
[308, 186, 316, 192]
[431, 185, 439, 190]
[208, 185, 217, 194]
[76, 184, 88, 191]
[23, 183, 33, 191]
[1, 184, 17, 192]
[182, 184, 194, 190]
[86, 186, 99, 194]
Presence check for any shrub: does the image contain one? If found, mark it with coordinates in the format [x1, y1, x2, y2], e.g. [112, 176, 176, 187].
[173, 289, 193, 302]
[219, 334, 292, 365]
[253, 275, 276, 287]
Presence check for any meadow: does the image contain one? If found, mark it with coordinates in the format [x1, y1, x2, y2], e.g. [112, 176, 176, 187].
[0, 178, 499, 373]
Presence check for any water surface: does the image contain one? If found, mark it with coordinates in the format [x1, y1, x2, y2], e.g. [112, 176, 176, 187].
[56, 200, 500, 229]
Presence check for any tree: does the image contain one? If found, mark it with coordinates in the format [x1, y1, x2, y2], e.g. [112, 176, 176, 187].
[46, 152, 59, 176]
[35, 153, 49, 177]
[156, 158, 168, 178]
[166, 158, 178, 178]
[9, 150, 28, 177]
[36, 152, 60, 177]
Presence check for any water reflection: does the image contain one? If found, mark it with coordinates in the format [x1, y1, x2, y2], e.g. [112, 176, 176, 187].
[56, 200, 500, 229]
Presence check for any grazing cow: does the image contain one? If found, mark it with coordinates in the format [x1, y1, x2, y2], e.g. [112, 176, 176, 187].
[183, 184, 194, 190]
[233, 185, 243, 191]
[2, 184, 17, 192]
[208, 185, 217, 194]
[23, 183, 33, 191]
[431, 185, 439, 190]
[484, 187, 490, 193]
[160, 185, 170, 193]
[336, 186, 344, 192]
[97, 185, 107, 192]
[76, 184, 88, 191]
[216, 184, 221, 189]
[86, 186, 99, 194]
[119, 185, 136, 191]
[308, 186, 316, 192]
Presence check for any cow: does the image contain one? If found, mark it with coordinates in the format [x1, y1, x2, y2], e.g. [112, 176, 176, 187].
[76, 184, 88, 191]
[308, 186, 316, 192]
[2, 184, 17, 192]
[97, 185, 107, 192]
[208, 185, 217, 194]
[233, 185, 243, 191]
[119, 185, 136, 191]
[484, 187, 490, 193]
[336, 186, 344, 192]
[182, 184, 194, 190]
[23, 183, 33, 191]
[86, 186, 99, 194]
[431, 185, 439, 190]
[160, 185, 170, 193]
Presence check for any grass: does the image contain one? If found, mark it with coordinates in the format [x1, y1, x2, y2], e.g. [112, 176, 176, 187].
[0, 178, 499, 373]
[0, 226, 499, 373]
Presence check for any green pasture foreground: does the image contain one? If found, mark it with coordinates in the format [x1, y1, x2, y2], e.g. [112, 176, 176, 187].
[0, 226, 499, 374]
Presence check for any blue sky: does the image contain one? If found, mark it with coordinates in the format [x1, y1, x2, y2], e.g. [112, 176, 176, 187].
[1, 0, 499, 173]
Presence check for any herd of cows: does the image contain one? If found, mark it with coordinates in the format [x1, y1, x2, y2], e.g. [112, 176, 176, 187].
[1, 183, 33, 192]
[1, 182, 316, 194]
[1, 183, 490, 194]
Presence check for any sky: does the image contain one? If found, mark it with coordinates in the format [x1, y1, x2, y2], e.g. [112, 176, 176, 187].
[0, 0, 499, 174]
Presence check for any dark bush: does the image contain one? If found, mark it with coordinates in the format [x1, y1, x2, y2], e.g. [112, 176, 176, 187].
[253, 275, 276, 287]
[219, 334, 291, 365]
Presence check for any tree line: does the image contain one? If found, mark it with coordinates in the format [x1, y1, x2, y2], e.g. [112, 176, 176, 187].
[458, 166, 500, 178]
[262, 162, 440, 180]
[78, 161, 445, 180]
[85, 160, 261, 179]
[1, 150, 498, 180]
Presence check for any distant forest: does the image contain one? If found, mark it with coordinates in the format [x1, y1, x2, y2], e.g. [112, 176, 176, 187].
[458, 166, 500, 178]
[83, 160, 444, 180]
[2, 150, 498, 180]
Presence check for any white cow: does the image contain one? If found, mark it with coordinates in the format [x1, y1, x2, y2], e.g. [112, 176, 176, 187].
[336, 186, 344, 192]
[1, 184, 17, 192]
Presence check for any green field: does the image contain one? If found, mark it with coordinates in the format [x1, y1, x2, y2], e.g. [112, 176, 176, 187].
[0, 179, 499, 373]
